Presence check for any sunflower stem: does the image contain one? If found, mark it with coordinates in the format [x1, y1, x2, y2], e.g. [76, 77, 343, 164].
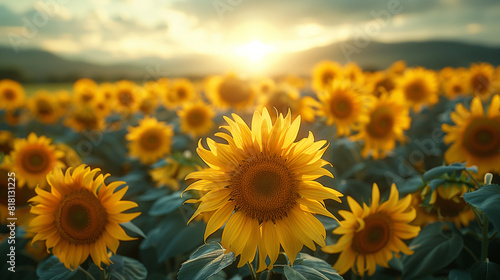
[77, 266, 96, 280]
[462, 244, 479, 263]
[266, 270, 273, 280]
[247, 262, 257, 280]
[464, 170, 480, 189]
[100, 269, 106, 280]
[481, 213, 489, 261]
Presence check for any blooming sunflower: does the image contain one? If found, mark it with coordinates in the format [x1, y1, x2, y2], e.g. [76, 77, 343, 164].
[420, 181, 476, 228]
[0, 130, 15, 156]
[442, 95, 500, 175]
[365, 71, 396, 97]
[469, 63, 495, 100]
[73, 78, 98, 105]
[205, 73, 256, 110]
[113, 80, 141, 115]
[258, 83, 317, 122]
[0, 79, 25, 109]
[387, 60, 407, 76]
[256, 77, 276, 96]
[28, 165, 140, 269]
[352, 93, 411, 159]
[312, 60, 343, 93]
[29, 91, 61, 124]
[316, 80, 372, 137]
[322, 183, 420, 276]
[65, 105, 106, 132]
[55, 90, 72, 116]
[344, 62, 365, 85]
[10, 133, 65, 188]
[394, 67, 438, 112]
[178, 101, 215, 137]
[126, 116, 174, 164]
[443, 75, 468, 100]
[163, 79, 196, 108]
[184, 108, 343, 271]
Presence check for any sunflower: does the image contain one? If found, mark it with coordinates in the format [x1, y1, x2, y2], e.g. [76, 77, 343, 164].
[344, 62, 365, 85]
[55, 90, 72, 116]
[73, 78, 98, 105]
[312, 60, 343, 93]
[163, 79, 196, 108]
[279, 74, 308, 90]
[113, 80, 141, 115]
[258, 83, 314, 122]
[98, 82, 116, 101]
[394, 67, 438, 112]
[28, 165, 140, 269]
[443, 75, 468, 100]
[149, 157, 198, 191]
[469, 63, 495, 100]
[0, 79, 25, 109]
[65, 105, 106, 132]
[126, 116, 174, 164]
[387, 60, 407, 76]
[10, 133, 65, 188]
[322, 183, 420, 276]
[55, 143, 82, 168]
[352, 93, 411, 159]
[205, 73, 256, 110]
[178, 102, 215, 137]
[184, 108, 343, 271]
[420, 181, 476, 228]
[365, 71, 396, 97]
[256, 77, 276, 96]
[0, 130, 15, 156]
[316, 80, 372, 137]
[442, 95, 500, 176]
[29, 91, 61, 124]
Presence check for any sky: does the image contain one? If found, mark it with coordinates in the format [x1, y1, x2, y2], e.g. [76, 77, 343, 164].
[0, 0, 499, 68]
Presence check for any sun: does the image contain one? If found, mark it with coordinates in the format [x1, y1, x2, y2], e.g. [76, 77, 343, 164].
[236, 40, 273, 62]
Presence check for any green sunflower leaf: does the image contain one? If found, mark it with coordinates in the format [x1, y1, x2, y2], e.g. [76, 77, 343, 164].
[402, 222, 463, 279]
[470, 260, 500, 280]
[149, 191, 185, 216]
[178, 242, 235, 280]
[121, 221, 146, 239]
[422, 163, 477, 182]
[463, 184, 500, 232]
[36, 255, 82, 280]
[107, 255, 148, 280]
[284, 253, 343, 280]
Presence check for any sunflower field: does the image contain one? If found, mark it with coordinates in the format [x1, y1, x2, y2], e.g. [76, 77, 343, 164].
[1, 60, 500, 280]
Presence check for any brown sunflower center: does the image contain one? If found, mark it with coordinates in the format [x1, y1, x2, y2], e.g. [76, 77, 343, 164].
[321, 71, 335, 86]
[452, 84, 463, 95]
[55, 189, 107, 244]
[366, 107, 394, 138]
[471, 73, 490, 95]
[36, 99, 54, 116]
[81, 91, 94, 103]
[352, 213, 392, 254]
[74, 109, 99, 129]
[230, 154, 298, 223]
[177, 88, 187, 100]
[3, 89, 16, 100]
[218, 78, 252, 105]
[21, 149, 49, 174]
[404, 80, 426, 101]
[186, 108, 207, 127]
[330, 96, 352, 118]
[463, 118, 500, 157]
[118, 90, 134, 106]
[431, 191, 468, 218]
[139, 129, 162, 151]
[374, 77, 394, 96]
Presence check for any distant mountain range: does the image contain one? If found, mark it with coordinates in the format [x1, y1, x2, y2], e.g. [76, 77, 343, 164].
[1, 40, 499, 82]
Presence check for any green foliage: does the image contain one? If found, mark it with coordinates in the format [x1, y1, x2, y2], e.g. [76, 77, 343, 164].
[403, 222, 464, 279]
[107, 255, 148, 280]
[149, 191, 186, 216]
[470, 261, 500, 280]
[178, 242, 235, 280]
[36, 256, 84, 280]
[464, 184, 500, 233]
[285, 253, 344, 280]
